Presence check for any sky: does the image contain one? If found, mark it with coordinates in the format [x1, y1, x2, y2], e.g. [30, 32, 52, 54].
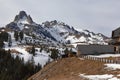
[0, 0, 120, 37]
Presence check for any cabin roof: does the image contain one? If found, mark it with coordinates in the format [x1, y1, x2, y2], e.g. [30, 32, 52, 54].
[112, 27, 120, 38]
[76, 45, 114, 55]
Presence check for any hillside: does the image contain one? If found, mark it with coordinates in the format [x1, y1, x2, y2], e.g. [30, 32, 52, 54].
[28, 57, 120, 80]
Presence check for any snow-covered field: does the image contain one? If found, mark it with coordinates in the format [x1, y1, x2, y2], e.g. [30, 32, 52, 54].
[5, 46, 51, 67]
[105, 64, 120, 70]
[89, 54, 120, 58]
[79, 74, 120, 80]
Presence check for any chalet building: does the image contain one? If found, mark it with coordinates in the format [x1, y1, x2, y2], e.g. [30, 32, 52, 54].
[76, 45, 114, 56]
[111, 27, 120, 44]
[110, 27, 120, 53]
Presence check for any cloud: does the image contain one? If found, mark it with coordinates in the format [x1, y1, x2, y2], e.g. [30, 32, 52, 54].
[0, 0, 120, 36]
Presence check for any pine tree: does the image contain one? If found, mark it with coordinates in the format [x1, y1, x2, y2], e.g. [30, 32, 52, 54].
[0, 48, 41, 80]
[0, 40, 4, 48]
[64, 48, 69, 55]
[8, 34, 12, 47]
[40, 47, 43, 52]
[19, 31, 24, 41]
[0, 32, 9, 42]
[14, 31, 19, 41]
[50, 49, 58, 60]
[30, 46, 36, 56]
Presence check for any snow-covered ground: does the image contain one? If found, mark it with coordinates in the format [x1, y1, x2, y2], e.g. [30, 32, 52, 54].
[79, 74, 120, 80]
[104, 64, 120, 70]
[89, 54, 120, 58]
[5, 46, 51, 67]
[79, 63, 120, 80]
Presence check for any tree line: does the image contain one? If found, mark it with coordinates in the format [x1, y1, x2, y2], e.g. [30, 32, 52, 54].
[0, 49, 41, 80]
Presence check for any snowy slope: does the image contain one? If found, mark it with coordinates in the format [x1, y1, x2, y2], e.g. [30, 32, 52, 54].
[5, 46, 51, 67]
[43, 20, 108, 45]
[4, 31, 52, 67]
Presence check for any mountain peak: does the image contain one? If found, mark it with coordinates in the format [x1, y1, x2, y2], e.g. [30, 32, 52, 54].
[19, 11, 27, 19]
[14, 11, 33, 24]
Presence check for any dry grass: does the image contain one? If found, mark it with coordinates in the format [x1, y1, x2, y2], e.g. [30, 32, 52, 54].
[25, 46, 32, 52]
[28, 57, 120, 80]
[10, 49, 20, 54]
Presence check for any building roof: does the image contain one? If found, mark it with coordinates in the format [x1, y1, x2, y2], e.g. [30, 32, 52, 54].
[112, 27, 120, 38]
[77, 45, 114, 55]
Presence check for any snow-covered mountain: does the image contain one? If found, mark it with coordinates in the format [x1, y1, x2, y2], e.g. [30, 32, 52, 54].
[5, 11, 109, 46]
[42, 20, 108, 45]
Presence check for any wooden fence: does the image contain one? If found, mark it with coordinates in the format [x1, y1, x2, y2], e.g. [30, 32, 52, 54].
[80, 55, 120, 64]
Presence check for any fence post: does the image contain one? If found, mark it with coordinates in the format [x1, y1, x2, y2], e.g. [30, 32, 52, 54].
[100, 58, 102, 62]
[83, 56, 85, 59]
[91, 57, 93, 60]
[103, 58, 105, 62]
[99, 58, 101, 62]
[111, 60, 113, 64]
[109, 60, 111, 63]
[99, 58, 100, 62]
[87, 56, 89, 59]
[106, 59, 107, 63]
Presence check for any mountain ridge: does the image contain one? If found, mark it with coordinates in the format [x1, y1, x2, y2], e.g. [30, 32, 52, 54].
[5, 11, 109, 46]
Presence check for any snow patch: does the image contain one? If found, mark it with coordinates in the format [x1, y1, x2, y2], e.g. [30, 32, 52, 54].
[79, 74, 114, 80]
[89, 54, 120, 58]
[104, 64, 120, 70]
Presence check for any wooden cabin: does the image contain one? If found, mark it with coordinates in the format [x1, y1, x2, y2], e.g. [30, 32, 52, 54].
[111, 27, 120, 45]
[110, 27, 120, 53]
[76, 45, 115, 56]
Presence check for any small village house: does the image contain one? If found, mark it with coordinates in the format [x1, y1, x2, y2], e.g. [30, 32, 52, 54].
[110, 27, 120, 53]
[76, 45, 115, 56]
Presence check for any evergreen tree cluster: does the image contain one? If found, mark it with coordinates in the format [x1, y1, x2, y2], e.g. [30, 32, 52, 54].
[0, 31, 9, 42]
[0, 49, 41, 80]
[50, 49, 59, 60]
[0, 40, 4, 48]
[0, 31, 13, 47]
[29, 46, 36, 56]
[14, 31, 24, 41]
[0, 31, 9, 48]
